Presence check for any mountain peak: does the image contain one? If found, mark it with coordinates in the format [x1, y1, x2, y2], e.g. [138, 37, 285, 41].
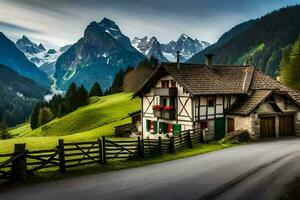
[38, 43, 46, 51]
[98, 18, 120, 32]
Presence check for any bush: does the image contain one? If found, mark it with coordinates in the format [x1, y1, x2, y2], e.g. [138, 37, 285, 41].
[0, 123, 12, 140]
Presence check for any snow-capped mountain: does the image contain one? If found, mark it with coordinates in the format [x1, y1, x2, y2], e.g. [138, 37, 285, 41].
[15, 36, 71, 75]
[54, 18, 145, 90]
[162, 34, 211, 61]
[0, 33, 50, 87]
[131, 36, 168, 61]
[132, 34, 211, 62]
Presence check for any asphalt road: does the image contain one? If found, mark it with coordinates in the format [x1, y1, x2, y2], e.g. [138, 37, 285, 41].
[2, 138, 300, 200]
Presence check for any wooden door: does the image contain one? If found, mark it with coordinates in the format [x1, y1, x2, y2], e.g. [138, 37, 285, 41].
[260, 117, 275, 138]
[215, 118, 226, 140]
[279, 115, 294, 136]
[227, 118, 234, 133]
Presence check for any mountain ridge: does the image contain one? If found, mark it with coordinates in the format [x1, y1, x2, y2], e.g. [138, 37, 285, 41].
[0, 32, 50, 88]
[54, 18, 146, 91]
[187, 5, 300, 77]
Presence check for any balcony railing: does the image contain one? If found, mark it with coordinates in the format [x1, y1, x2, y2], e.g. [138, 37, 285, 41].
[154, 87, 177, 96]
[162, 110, 175, 120]
[153, 110, 176, 120]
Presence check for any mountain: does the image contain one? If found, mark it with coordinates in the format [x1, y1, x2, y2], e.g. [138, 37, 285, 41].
[16, 36, 71, 75]
[187, 5, 300, 77]
[0, 32, 50, 87]
[0, 64, 48, 127]
[132, 34, 210, 62]
[54, 18, 146, 91]
[161, 34, 210, 62]
[131, 36, 168, 61]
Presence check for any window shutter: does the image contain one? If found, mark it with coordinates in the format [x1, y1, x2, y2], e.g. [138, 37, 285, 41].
[146, 120, 150, 131]
[153, 121, 157, 133]
[173, 124, 182, 135]
[159, 122, 168, 134]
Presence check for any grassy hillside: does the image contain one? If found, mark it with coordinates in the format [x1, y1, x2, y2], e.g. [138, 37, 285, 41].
[1, 93, 140, 153]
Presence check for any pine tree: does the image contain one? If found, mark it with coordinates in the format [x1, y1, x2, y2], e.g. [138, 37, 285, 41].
[48, 94, 63, 116]
[65, 82, 78, 112]
[30, 103, 41, 129]
[89, 82, 103, 97]
[77, 85, 89, 106]
[58, 103, 67, 118]
[110, 69, 124, 94]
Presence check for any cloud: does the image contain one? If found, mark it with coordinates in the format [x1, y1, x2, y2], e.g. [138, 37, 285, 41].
[0, 0, 299, 48]
[0, 21, 42, 34]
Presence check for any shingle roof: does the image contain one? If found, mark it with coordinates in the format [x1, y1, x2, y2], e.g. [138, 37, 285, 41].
[228, 70, 300, 115]
[162, 63, 254, 95]
[134, 62, 300, 112]
[227, 90, 273, 115]
[250, 70, 300, 105]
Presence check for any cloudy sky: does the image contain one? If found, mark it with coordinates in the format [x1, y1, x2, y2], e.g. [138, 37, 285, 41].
[0, 0, 299, 49]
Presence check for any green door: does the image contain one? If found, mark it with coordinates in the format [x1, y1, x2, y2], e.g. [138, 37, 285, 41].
[214, 118, 226, 140]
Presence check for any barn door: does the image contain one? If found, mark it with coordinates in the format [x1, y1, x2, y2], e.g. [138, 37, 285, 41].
[279, 115, 294, 136]
[260, 117, 275, 138]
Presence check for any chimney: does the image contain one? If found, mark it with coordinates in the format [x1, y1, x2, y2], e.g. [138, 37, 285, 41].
[205, 53, 214, 70]
[176, 51, 180, 70]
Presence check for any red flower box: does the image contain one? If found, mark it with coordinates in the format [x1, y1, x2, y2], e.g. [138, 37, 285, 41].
[163, 105, 174, 111]
[152, 105, 162, 111]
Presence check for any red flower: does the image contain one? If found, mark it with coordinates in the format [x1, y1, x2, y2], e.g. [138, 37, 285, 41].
[163, 105, 174, 111]
[152, 105, 162, 111]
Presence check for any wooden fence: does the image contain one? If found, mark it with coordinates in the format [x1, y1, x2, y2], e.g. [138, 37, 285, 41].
[0, 128, 202, 182]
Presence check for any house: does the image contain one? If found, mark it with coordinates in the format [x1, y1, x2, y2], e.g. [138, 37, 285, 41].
[134, 54, 300, 140]
[114, 110, 142, 137]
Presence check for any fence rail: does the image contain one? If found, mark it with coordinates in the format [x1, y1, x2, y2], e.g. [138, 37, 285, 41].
[0, 127, 203, 182]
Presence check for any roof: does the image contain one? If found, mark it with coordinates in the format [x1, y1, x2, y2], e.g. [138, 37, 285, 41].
[228, 70, 300, 115]
[227, 90, 273, 115]
[128, 110, 141, 116]
[134, 63, 255, 96]
[133, 62, 300, 113]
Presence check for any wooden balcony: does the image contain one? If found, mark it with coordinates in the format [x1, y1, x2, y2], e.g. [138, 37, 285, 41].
[153, 110, 162, 118]
[154, 87, 177, 96]
[161, 110, 176, 120]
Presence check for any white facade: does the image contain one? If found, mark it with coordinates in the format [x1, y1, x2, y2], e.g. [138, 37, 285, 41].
[141, 75, 238, 139]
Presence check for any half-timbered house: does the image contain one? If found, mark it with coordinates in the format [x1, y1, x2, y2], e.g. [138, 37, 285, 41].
[134, 54, 300, 140]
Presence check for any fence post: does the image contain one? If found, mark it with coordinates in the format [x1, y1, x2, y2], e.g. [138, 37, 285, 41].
[141, 137, 144, 158]
[169, 136, 175, 153]
[11, 143, 27, 181]
[58, 139, 65, 173]
[187, 130, 193, 148]
[98, 139, 103, 164]
[137, 136, 143, 158]
[102, 136, 106, 164]
[198, 129, 202, 143]
[158, 136, 162, 154]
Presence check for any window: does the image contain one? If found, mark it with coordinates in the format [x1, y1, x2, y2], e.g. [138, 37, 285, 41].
[168, 123, 173, 132]
[200, 121, 208, 129]
[171, 80, 176, 88]
[159, 122, 167, 134]
[208, 97, 215, 107]
[146, 120, 157, 133]
[161, 80, 169, 88]
[183, 88, 189, 94]
[160, 97, 168, 107]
